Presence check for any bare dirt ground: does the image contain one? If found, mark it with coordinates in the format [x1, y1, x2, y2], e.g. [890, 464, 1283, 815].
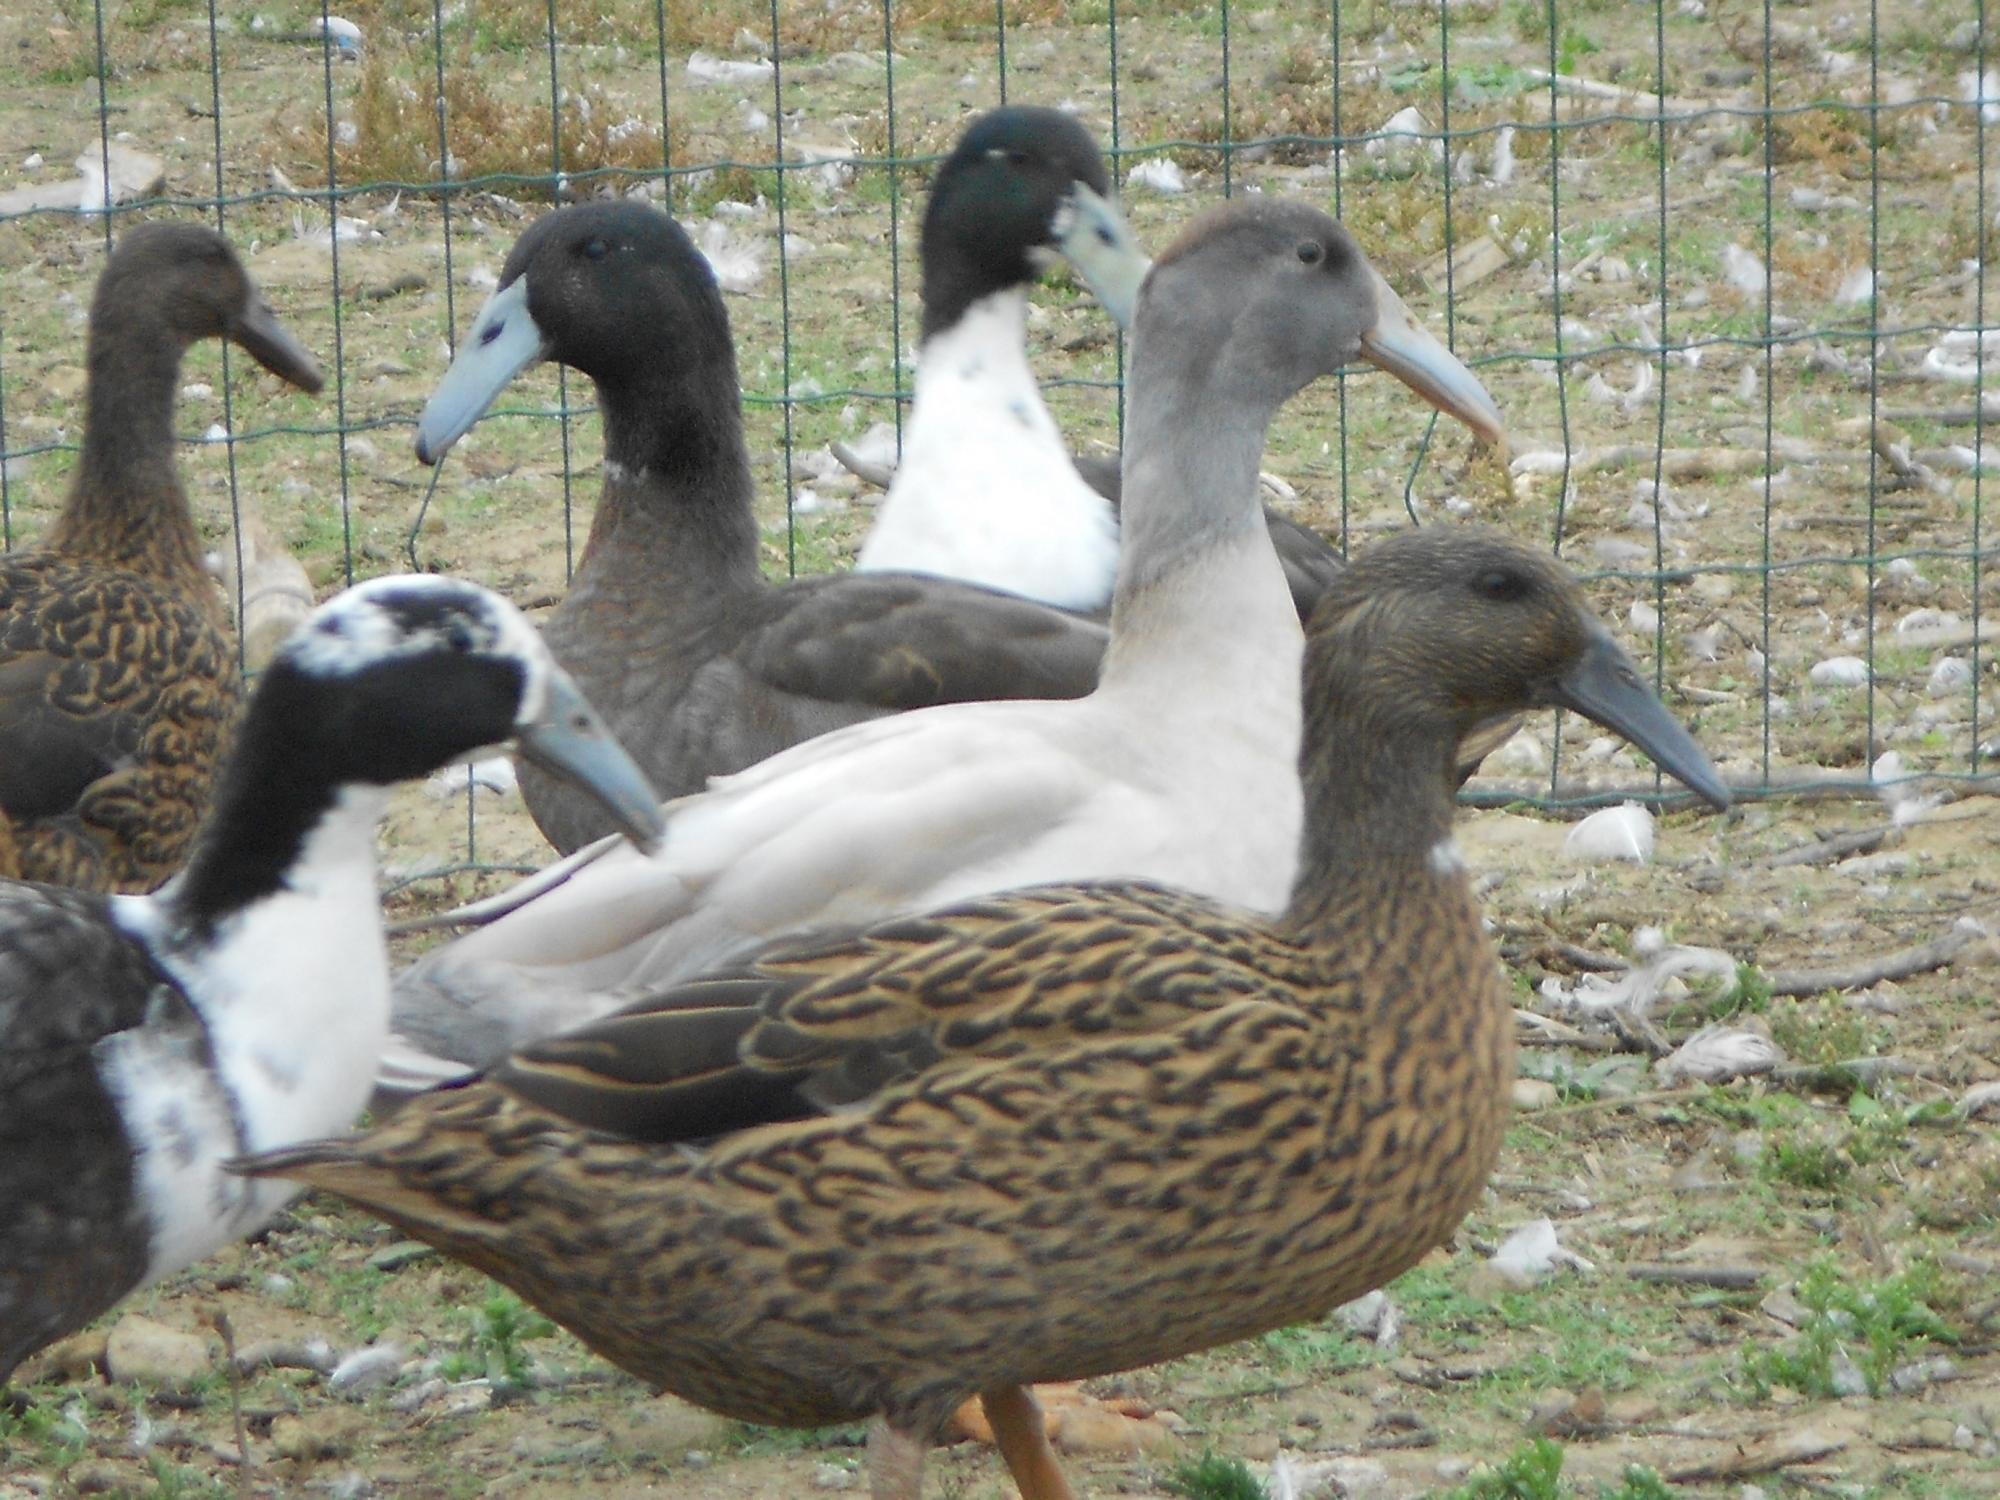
[1, 1, 1998, 1496]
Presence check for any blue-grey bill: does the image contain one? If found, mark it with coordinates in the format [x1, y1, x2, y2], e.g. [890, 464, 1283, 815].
[1357, 266, 1508, 450]
[234, 295, 324, 394]
[1553, 625, 1732, 811]
[1053, 182, 1151, 332]
[513, 670, 667, 852]
[414, 275, 546, 465]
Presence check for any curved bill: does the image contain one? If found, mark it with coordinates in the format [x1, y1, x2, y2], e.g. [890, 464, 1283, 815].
[1357, 265, 1507, 450]
[233, 295, 324, 394]
[512, 671, 666, 853]
[1051, 182, 1152, 332]
[1546, 624, 1732, 811]
[415, 276, 547, 465]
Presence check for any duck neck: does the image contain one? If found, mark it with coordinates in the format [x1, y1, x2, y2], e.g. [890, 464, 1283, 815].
[44, 314, 208, 579]
[575, 359, 762, 598]
[1099, 344, 1297, 690]
[1282, 652, 1467, 937]
[164, 691, 388, 941]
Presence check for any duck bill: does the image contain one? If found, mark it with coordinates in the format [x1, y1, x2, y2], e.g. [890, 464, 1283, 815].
[233, 296, 325, 394]
[1356, 266, 1507, 449]
[415, 276, 547, 465]
[512, 672, 666, 853]
[1052, 182, 1151, 331]
[1547, 626, 1732, 810]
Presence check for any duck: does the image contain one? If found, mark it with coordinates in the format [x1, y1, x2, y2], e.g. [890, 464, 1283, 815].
[380, 200, 1509, 1088]
[239, 523, 1730, 1500]
[0, 221, 325, 893]
[0, 575, 663, 1385]
[412, 188, 1135, 855]
[854, 109, 1469, 621]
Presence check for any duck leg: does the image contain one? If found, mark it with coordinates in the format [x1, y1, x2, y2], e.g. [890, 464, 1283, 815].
[981, 1384, 1076, 1500]
[867, 1416, 927, 1500]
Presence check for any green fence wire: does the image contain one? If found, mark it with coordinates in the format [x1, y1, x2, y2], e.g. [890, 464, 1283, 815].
[0, 1, 1992, 884]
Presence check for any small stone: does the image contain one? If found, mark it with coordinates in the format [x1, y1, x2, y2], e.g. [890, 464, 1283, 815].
[684, 1450, 714, 1469]
[270, 1408, 364, 1460]
[67, 1465, 123, 1495]
[812, 1463, 856, 1490]
[1890, 1356, 1957, 1393]
[13, 1329, 108, 1384]
[390, 1377, 446, 1413]
[234, 1337, 336, 1375]
[323, 1474, 376, 1500]
[105, 1315, 216, 1389]
[1512, 1079, 1559, 1110]
[365, 1240, 437, 1272]
[1051, 1403, 1175, 1455]
[1435, 1458, 1475, 1481]
[608, 1399, 736, 1461]
[1525, 1387, 1606, 1436]
[1830, 1353, 1868, 1397]
[329, 1342, 406, 1398]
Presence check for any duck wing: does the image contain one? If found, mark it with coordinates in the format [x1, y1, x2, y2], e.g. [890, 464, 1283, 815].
[390, 698, 1169, 1076]
[0, 649, 138, 820]
[482, 881, 1289, 1146]
[737, 572, 1109, 712]
[0, 885, 165, 1380]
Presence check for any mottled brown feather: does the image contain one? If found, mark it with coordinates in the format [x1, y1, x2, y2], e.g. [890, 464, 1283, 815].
[0, 222, 319, 892]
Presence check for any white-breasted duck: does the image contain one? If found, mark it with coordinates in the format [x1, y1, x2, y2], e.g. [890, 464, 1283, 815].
[850, 108, 1505, 620]
[379, 200, 1512, 1089]
[412, 196, 1135, 854]
[242, 526, 1728, 1500]
[0, 575, 662, 1384]
[0, 222, 324, 893]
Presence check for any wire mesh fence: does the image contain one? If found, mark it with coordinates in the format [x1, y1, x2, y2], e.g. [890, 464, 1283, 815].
[0, 0, 1992, 882]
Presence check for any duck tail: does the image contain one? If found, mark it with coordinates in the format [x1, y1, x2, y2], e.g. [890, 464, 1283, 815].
[226, 1140, 363, 1184]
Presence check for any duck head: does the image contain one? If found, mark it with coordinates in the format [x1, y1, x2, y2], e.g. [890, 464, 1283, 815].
[1136, 199, 1505, 447]
[102, 221, 323, 392]
[272, 576, 666, 847]
[921, 105, 1148, 336]
[1307, 525, 1730, 809]
[414, 202, 732, 465]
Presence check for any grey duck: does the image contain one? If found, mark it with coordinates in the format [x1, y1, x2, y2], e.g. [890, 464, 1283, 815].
[0, 221, 324, 892]
[239, 522, 1728, 1500]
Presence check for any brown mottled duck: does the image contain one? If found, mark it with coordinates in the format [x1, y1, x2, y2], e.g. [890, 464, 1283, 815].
[242, 523, 1726, 1497]
[0, 221, 324, 891]
[241, 538, 1727, 1499]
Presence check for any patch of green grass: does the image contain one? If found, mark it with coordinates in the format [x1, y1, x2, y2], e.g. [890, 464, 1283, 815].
[437, 1291, 556, 1386]
[1518, 1050, 1645, 1102]
[722, 1420, 870, 1456]
[0, 1394, 90, 1475]
[1743, 1258, 1958, 1400]
[1165, 1450, 1268, 1500]
[1440, 1437, 1566, 1500]
[1762, 1132, 1851, 1192]
[1256, 1321, 1380, 1374]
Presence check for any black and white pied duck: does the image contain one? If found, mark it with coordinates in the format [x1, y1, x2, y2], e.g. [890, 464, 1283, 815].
[380, 199, 1511, 1091]
[0, 576, 663, 1383]
[852, 110, 1505, 620]
[412, 170, 1144, 854]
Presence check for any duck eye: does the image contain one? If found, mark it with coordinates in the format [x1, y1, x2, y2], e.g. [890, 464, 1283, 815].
[1474, 568, 1530, 602]
[1297, 241, 1324, 266]
[582, 238, 610, 261]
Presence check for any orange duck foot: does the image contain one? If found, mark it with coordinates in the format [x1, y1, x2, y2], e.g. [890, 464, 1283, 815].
[947, 1382, 1176, 1457]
